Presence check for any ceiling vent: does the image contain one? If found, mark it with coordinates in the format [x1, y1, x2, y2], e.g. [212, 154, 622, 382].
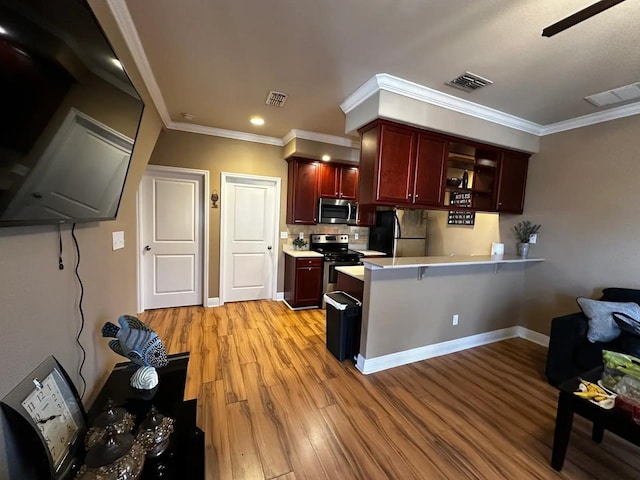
[446, 71, 493, 92]
[585, 82, 640, 107]
[265, 90, 288, 107]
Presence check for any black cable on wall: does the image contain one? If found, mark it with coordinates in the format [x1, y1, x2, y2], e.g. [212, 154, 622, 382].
[71, 223, 87, 399]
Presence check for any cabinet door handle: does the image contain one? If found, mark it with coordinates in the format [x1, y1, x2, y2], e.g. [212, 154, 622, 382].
[407, 193, 412, 198]
[415, 194, 419, 199]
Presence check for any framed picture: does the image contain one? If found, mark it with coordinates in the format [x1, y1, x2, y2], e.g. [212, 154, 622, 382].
[1, 356, 87, 479]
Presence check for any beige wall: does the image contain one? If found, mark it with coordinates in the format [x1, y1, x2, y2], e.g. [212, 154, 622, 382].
[148, 130, 287, 299]
[0, 2, 162, 478]
[361, 263, 528, 358]
[427, 211, 500, 256]
[513, 114, 640, 334]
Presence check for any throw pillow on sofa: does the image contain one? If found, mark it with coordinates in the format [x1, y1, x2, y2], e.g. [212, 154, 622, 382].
[576, 297, 640, 343]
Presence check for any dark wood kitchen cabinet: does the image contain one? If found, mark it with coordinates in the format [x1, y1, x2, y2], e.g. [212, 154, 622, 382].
[286, 157, 319, 224]
[284, 255, 323, 308]
[357, 118, 531, 213]
[358, 120, 446, 207]
[496, 151, 529, 214]
[318, 163, 359, 200]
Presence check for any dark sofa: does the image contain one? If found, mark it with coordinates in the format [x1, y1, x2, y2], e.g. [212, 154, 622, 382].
[545, 287, 640, 385]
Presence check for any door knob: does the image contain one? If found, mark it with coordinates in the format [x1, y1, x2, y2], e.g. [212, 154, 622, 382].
[267, 245, 273, 250]
[144, 245, 151, 251]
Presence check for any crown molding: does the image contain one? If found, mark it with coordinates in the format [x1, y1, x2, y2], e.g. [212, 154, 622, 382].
[342, 73, 544, 135]
[540, 101, 640, 135]
[340, 76, 381, 115]
[106, 0, 171, 126]
[282, 129, 360, 148]
[168, 122, 283, 146]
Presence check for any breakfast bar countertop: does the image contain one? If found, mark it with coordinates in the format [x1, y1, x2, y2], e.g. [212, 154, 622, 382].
[335, 265, 365, 281]
[363, 254, 544, 270]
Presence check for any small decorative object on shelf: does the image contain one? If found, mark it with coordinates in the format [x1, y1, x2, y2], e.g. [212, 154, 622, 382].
[513, 220, 541, 258]
[85, 398, 135, 449]
[75, 425, 145, 480]
[292, 237, 307, 250]
[101, 315, 168, 390]
[461, 170, 469, 189]
[136, 406, 175, 458]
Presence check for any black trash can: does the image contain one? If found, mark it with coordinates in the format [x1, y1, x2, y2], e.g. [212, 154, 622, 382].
[324, 291, 362, 361]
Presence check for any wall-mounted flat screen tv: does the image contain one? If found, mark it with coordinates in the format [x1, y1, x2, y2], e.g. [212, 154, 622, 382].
[0, 0, 144, 227]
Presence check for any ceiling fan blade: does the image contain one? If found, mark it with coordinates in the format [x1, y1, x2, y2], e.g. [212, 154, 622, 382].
[542, 0, 627, 37]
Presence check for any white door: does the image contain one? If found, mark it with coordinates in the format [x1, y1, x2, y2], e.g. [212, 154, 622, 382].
[4, 109, 132, 221]
[221, 173, 280, 303]
[140, 168, 204, 309]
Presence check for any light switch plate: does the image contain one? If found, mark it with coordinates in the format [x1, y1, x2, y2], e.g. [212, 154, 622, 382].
[280, 231, 288, 239]
[112, 231, 125, 250]
[529, 234, 537, 244]
[298, 232, 304, 239]
[354, 233, 359, 240]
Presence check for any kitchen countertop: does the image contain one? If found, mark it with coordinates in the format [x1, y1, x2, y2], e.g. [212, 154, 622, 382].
[352, 249, 387, 257]
[363, 254, 544, 269]
[283, 249, 324, 258]
[335, 265, 365, 281]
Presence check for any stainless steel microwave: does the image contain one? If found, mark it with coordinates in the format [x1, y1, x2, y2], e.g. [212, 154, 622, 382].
[318, 198, 357, 224]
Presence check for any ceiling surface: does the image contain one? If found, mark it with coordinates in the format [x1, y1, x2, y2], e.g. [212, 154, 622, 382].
[123, 0, 640, 140]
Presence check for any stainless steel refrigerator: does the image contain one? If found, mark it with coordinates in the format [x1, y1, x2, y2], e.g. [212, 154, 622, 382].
[368, 209, 428, 257]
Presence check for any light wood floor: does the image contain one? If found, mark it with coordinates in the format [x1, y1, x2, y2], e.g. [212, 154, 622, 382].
[141, 301, 640, 480]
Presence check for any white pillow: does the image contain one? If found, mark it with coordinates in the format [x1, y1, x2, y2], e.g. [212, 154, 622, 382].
[576, 297, 640, 343]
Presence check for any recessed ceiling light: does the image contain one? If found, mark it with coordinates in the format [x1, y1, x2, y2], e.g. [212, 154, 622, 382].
[111, 58, 124, 70]
[181, 112, 194, 121]
[321, 154, 331, 161]
[250, 116, 265, 126]
[0, 25, 8, 35]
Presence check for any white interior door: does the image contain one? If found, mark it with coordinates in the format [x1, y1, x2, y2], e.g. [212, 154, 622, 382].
[4, 109, 133, 221]
[140, 168, 204, 309]
[221, 173, 280, 303]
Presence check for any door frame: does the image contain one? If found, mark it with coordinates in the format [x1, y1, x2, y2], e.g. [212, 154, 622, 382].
[136, 165, 210, 312]
[219, 172, 281, 306]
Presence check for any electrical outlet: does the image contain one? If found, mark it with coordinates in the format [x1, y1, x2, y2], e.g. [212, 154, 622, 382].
[452, 314, 459, 326]
[298, 232, 304, 240]
[280, 231, 288, 239]
[354, 233, 359, 240]
[112, 231, 125, 250]
[529, 234, 537, 244]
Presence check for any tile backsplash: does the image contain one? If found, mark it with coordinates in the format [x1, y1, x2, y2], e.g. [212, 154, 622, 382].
[286, 224, 369, 249]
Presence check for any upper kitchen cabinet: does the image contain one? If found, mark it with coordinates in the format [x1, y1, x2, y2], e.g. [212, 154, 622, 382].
[496, 151, 529, 214]
[445, 142, 499, 212]
[358, 120, 446, 207]
[286, 157, 319, 224]
[318, 163, 359, 200]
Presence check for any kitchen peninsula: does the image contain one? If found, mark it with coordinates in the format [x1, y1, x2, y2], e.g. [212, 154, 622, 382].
[355, 254, 543, 374]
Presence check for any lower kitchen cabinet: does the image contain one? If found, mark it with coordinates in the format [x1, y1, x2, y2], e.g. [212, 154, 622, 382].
[284, 255, 323, 308]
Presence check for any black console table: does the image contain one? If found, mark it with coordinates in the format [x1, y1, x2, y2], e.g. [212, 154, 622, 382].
[83, 352, 204, 479]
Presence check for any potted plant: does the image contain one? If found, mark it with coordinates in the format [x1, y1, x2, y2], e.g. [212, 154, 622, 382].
[292, 237, 307, 250]
[513, 220, 541, 258]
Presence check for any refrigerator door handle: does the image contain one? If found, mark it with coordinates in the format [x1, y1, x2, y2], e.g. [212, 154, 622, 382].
[394, 212, 402, 239]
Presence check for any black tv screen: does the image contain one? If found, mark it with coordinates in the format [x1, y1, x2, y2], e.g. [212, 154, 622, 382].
[0, 0, 144, 226]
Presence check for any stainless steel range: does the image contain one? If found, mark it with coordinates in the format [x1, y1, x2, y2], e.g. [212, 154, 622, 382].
[310, 234, 363, 298]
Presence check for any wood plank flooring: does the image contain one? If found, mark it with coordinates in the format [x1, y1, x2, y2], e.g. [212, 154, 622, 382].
[140, 301, 640, 480]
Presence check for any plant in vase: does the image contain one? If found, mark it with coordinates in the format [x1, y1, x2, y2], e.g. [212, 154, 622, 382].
[513, 220, 540, 258]
[292, 237, 307, 250]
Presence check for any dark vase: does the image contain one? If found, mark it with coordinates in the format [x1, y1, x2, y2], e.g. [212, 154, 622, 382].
[462, 170, 469, 189]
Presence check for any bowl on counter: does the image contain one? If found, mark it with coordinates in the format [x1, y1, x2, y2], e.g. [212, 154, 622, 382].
[446, 177, 461, 187]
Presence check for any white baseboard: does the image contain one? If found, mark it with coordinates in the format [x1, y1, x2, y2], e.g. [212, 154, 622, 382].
[517, 326, 550, 347]
[356, 326, 549, 375]
[207, 297, 221, 307]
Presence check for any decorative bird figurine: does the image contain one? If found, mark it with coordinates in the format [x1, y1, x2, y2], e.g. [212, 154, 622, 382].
[102, 315, 168, 389]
